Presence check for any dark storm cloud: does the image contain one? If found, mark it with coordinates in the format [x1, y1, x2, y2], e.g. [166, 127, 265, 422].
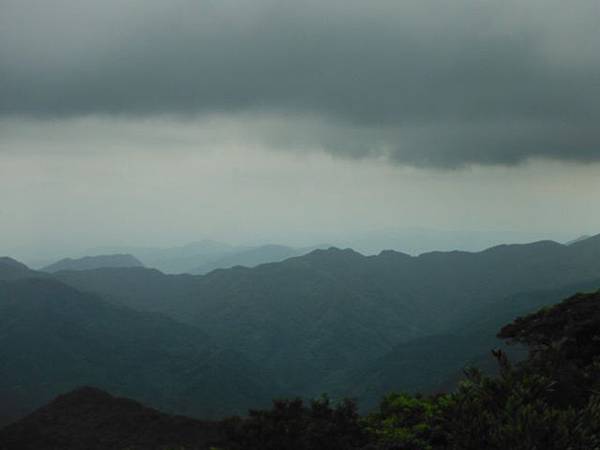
[1, 0, 600, 167]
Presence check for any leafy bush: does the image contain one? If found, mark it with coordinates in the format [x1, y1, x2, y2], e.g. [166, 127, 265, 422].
[223, 396, 367, 450]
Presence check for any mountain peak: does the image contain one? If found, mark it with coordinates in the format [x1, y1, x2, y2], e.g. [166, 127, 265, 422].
[51, 385, 113, 404]
[376, 249, 412, 259]
[308, 247, 363, 257]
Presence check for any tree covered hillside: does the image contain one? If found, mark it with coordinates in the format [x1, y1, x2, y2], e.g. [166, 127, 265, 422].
[0, 278, 276, 426]
[2, 289, 599, 449]
[52, 236, 600, 398]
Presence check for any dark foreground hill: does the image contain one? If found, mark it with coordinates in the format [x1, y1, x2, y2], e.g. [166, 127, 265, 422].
[0, 387, 226, 450]
[0, 278, 275, 426]
[42, 254, 144, 272]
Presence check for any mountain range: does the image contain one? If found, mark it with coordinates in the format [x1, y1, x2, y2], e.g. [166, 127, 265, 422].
[50, 235, 600, 392]
[66, 241, 329, 274]
[3, 234, 600, 425]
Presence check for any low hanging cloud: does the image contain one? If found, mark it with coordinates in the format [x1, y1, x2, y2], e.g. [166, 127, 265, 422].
[1, 0, 600, 167]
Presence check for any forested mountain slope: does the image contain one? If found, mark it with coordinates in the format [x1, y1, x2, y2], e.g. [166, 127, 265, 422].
[333, 277, 600, 408]
[0, 278, 275, 426]
[52, 235, 600, 395]
[4, 289, 600, 449]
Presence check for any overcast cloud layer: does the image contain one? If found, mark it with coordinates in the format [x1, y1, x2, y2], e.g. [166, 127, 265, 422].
[2, 0, 600, 167]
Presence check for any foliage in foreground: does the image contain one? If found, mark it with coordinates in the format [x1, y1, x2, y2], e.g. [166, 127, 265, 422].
[222, 291, 600, 449]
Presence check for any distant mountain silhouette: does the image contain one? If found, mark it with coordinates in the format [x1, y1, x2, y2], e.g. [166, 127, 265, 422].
[42, 254, 143, 273]
[0, 387, 225, 450]
[332, 228, 571, 255]
[90, 240, 239, 274]
[52, 236, 600, 401]
[87, 241, 328, 274]
[0, 277, 275, 426]
[191, 244, 327, 274]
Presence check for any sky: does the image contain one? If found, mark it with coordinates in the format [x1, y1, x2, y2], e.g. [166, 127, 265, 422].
[2, 0, 600, 259]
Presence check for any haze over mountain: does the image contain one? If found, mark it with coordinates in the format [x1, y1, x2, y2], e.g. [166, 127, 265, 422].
[85, 241, 238, 274]
[190, 244, 326, 275]
[81, 241, 328, 274]
[42, 254, 143, 273]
